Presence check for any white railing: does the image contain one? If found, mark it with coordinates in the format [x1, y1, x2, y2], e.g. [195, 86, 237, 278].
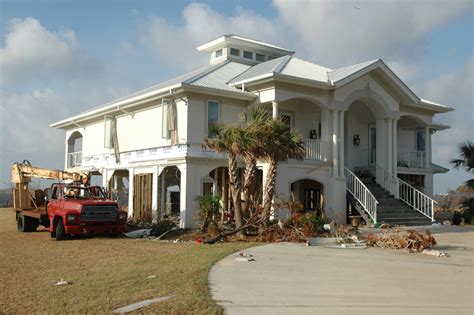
[398, 151, 426, 168]
[375, 164, 399, 197]
[345, 167, 378, 223]
[376, 164, 435, 221]
[398, 179, 435, 221]
[303, 139, 327, 161]
[68, 151, 82, 168]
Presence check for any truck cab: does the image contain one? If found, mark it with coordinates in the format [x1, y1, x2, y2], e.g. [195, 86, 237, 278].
[45, 183, 127, 240]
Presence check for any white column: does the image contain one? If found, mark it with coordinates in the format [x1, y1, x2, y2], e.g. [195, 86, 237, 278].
[64, 139, 69, 169]
[128, 168, 135, 218]
[375, 119, 386, 182]
[152, 166, 159, 222]
[332, 109, 339, 177]
[386, 118, 393, 174]
[102, 169, 108, 188]
[425, 126, 431, 168]
[320, 109, 330, 161]
[338, 110, 345, 177]
[178, 163, 198, 228]
[160, 167, 166, 221]
[272, 101, 279, 120]
[392, 119, 398, 175]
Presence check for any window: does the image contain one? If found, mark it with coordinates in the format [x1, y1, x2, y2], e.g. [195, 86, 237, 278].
[256, 53, 265, 62]
[416, 130, 425, 151]
[230, 48, 240, 56]
[162, 99, 170, 139]
[104, 116, 113, 148]
[243, 51, 253, 59]
[215, 49, 223, 58]
[207, 100, 219, 138]
[280, 113, 292, 128]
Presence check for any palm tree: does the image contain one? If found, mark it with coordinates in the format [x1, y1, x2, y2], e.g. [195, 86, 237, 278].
[260, 118, 305, 222]
[205, 123, 245, 231]
[450, 141, 474, 189]
[239, 105, 271, 215]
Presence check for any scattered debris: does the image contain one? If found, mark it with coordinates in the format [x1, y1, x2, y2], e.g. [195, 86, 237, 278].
[421, 249, 448, 257]
[146, 275, 157, 279]
[380, 223, 390, 229]
[236, 252, 254, 261]
[156, 227, 177, 240]
[124, 229, 151, 238]
[112, 295, 174, 314]
[54, 278, 71, 286]
[432, 222, 442, 226]
[173, 239, 183, 243]
[443, 220, 452, 226]
[366, 229, 436, 252]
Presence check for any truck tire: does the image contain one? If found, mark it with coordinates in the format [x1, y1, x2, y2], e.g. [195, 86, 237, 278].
[55, 219, 67, 241]
[17, 214, 37, 232]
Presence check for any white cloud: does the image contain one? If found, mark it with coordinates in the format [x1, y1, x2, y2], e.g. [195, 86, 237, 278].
[422, 57, 473, 191]
[0, 17, 100, 86]
[0, 89, 69, 181]
[140, 2, 286, 71]
[273, 0, 472, 67]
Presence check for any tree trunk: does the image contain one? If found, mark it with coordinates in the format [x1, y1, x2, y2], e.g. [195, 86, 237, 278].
[228, 154, 244, 232]
[262, 159, 277, 223]
[242, 155, 257, 216]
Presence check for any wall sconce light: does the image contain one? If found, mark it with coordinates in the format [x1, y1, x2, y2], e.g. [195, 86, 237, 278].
[353, 134, 360, 147]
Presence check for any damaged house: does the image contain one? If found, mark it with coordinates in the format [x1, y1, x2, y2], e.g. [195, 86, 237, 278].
[51, 35, 451, 228]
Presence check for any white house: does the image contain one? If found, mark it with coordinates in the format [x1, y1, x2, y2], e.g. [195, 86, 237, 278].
[51, 35, 452, 227]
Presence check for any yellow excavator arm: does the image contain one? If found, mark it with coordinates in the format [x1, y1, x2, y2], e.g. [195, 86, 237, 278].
[11, 161, 90, 185]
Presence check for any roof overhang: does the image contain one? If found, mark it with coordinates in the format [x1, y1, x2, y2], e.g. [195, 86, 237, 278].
[230, 72, 331, 90]
[197, 35, 294, 56]
[51, 83, 256, 129]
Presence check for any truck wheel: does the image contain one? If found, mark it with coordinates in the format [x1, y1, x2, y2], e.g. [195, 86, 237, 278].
[17, 214, 26, 232]
[17, 214, 37, 232]
[55, 219, 67, 241]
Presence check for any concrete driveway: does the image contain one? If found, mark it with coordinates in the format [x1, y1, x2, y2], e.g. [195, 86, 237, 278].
[209, 228, 474, 314]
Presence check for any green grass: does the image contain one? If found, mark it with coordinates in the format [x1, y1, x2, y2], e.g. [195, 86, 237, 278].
[0, 208, 256, 314]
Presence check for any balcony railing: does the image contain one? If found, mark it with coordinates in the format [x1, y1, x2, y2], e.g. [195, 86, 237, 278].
[398, 151, 426, 168]
[68, 151, 82, 168]
[302, 139, 327, 161]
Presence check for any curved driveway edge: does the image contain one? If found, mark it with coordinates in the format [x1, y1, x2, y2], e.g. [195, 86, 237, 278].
[209, 230, 474, 314]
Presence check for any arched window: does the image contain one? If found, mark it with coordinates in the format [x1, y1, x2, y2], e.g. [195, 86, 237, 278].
[67, 131, 83, 168]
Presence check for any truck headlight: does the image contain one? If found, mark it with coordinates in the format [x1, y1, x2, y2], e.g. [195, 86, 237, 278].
[118, 213, 127, 220]
[66, 214, 77, 222]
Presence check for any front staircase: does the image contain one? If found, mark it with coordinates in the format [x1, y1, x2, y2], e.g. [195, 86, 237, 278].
[364, 182, 433, 226]
[345, 166, 435, 226]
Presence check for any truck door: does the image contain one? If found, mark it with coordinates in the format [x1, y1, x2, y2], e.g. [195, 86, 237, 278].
[47, 186, 60, 220]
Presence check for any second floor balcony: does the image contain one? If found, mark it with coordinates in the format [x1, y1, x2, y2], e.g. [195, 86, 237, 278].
[72, 139, 328, 170]
[398, 151, 426, 168]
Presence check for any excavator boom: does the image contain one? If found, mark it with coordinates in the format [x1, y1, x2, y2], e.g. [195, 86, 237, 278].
[11, 161, 90, 185]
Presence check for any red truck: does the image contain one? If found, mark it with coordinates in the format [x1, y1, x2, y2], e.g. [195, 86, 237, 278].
[12, 162, 127, 240]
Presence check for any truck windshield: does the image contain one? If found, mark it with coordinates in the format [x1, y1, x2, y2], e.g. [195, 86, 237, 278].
[63, 186, 107, 199]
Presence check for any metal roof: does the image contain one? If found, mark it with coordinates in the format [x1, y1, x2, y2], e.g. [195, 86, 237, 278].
[281, 57, 331, 83]
[189, 61, 251, 92]
[227, 55, 291, 84]
[327, 59, 379, 83]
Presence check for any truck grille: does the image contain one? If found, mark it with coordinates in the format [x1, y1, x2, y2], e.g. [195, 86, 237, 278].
[82, 205, 117, 222]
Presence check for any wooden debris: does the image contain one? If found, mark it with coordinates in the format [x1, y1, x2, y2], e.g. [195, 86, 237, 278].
[112, 295, 174, 314]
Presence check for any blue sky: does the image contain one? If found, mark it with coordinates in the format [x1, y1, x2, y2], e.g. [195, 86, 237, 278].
[0, 0, 473, 192]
